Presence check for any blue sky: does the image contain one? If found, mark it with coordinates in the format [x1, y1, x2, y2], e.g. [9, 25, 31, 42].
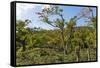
[16, 3, 96, 30]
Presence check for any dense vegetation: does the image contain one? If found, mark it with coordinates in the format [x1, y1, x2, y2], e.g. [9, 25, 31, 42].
[16, 6, 97, 66]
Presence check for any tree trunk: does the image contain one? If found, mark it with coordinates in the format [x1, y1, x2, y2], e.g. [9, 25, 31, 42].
[65, 42, 68, 54]
[87, 47, 90, 61]
[61, 28, 65, 61]
[75, 45, 80, 62]
[22, 38, 26, 52]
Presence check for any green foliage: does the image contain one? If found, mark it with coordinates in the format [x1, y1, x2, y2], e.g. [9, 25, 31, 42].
[16, 6, 97, 65]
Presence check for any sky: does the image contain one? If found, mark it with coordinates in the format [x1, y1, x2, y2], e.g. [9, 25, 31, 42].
[16, 3, 96, 30]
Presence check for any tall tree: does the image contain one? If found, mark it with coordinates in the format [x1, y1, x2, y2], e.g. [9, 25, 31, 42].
[16, 19, 31, 51]
[37, 5, 66, 61]
[77, 7, 97, 61]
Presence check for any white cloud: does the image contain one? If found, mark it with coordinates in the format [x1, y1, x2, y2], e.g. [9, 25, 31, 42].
[16, 3, 41, 19]
[16, 3, 54, 19]
[41, 5, 51, 9]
